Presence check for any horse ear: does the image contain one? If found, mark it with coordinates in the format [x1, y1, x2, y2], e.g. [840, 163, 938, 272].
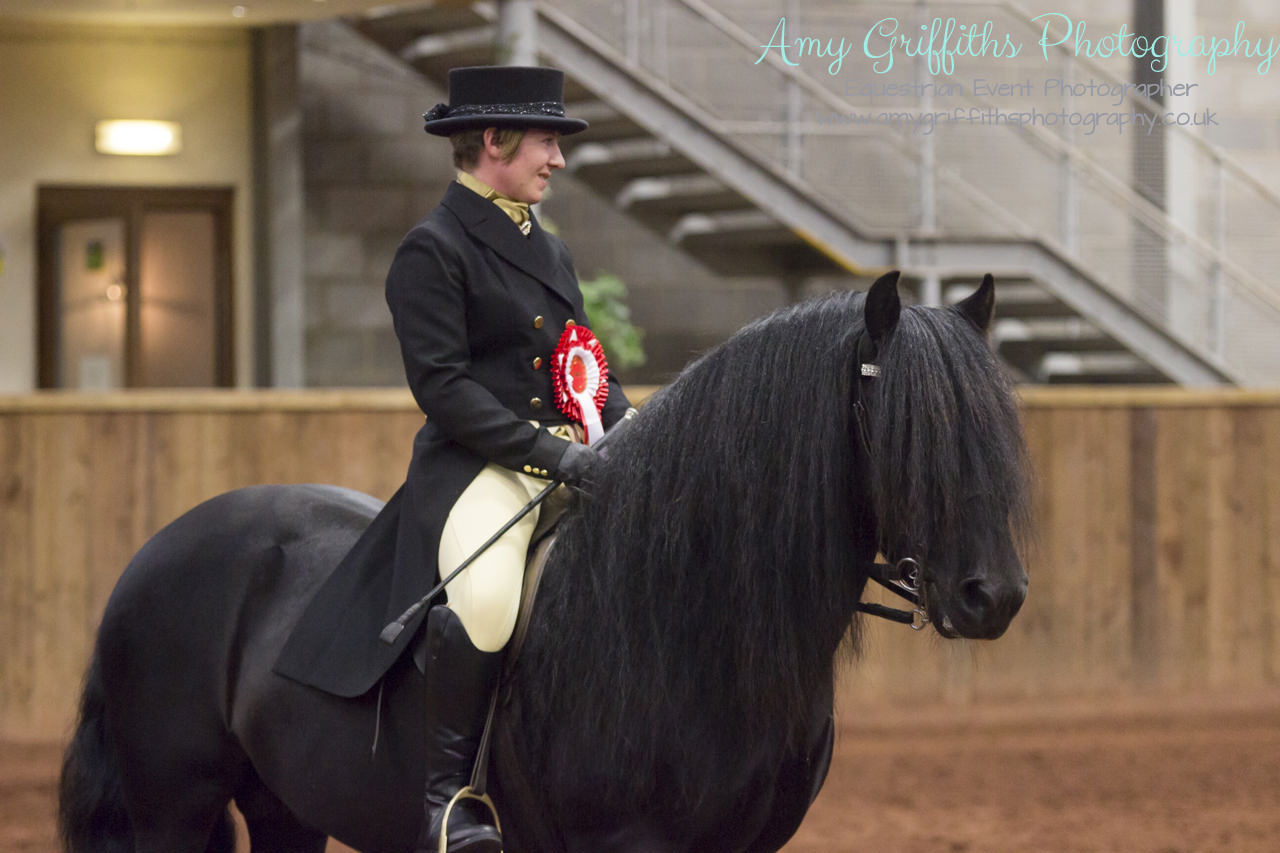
[865, 270, 901, 342]
[955, 273, 995, 334]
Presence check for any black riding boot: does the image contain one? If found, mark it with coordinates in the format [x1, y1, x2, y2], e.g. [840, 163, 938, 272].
[415, 606, 505, 853]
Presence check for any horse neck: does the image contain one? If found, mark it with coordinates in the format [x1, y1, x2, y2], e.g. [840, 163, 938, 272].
[523, 389, 869, 779]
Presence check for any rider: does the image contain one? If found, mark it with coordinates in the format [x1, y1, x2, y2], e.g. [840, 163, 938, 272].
[397, 66, 632, 852]
[276, 65, 632, 853]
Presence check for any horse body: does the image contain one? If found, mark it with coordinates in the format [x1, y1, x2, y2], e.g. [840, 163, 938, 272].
[60, 273, 1032, 852]
[85, 485, 414, 851]
[71, 482, 828, 852]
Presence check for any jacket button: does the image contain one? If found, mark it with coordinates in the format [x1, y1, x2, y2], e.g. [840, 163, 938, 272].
[532, 357, 543, 370]
[533, 315, 544, 329]
[530, 396, 543, 410]
[565, 319, 576, 328]
[523, 464, 533, 474]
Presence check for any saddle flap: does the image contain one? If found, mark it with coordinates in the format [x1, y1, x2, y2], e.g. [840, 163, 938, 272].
[508, 529, 558, 667]
[413, 492, 567, 676]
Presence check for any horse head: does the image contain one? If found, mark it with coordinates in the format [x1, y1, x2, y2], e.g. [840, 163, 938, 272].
[859, 271, 1030, 641]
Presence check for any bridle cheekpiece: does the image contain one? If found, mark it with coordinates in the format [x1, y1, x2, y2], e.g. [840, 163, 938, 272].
[851, 329, 930, 631]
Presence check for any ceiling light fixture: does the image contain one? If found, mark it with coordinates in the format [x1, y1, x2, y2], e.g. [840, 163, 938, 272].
[94, 120, 183, 156]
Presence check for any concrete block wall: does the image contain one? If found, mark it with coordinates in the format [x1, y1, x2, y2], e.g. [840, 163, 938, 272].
[300, 20, 450, 387]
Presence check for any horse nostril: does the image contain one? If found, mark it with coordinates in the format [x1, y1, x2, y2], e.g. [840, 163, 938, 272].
[961, 577, 995, 617]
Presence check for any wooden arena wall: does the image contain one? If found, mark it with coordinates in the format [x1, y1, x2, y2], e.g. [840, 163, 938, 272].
[2, 389, 1278, 740]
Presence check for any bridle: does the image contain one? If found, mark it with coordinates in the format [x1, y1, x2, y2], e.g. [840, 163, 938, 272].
[851, 327, 931, 631]
[857, 556, 928, 629]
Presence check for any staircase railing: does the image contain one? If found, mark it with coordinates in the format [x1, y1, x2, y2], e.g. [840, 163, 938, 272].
[538, 0, 1280, 384]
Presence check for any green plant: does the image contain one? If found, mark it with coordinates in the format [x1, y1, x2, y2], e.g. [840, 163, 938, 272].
[579, 271, 646, 370]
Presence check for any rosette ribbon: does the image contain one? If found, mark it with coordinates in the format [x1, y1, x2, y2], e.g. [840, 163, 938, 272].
[551, 325, 609, 445]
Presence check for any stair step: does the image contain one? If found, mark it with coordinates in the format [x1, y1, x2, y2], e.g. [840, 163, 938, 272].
[670, 210, 783, 242]
[616, 175, 748, 216]
[669, 211, 839, 277]
[398, 26, 493, 62]
[947, 281, 1080, 319]
[354, 6, 491, 57]
[566, 139, 699, 182]
[995, 318, 1122, 363]
[1039, 353, 1170, 384]
[1000, 340, 1132, 368]
[560, 100, 647, 143]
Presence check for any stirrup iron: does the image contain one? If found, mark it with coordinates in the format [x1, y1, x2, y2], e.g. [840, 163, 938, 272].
[438, 786, 503, 853]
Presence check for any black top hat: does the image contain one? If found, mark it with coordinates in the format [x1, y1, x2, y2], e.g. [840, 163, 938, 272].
[423, 66, 588, 136]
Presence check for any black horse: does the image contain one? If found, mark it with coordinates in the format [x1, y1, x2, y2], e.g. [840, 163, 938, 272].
[58, 272, 1031, 852]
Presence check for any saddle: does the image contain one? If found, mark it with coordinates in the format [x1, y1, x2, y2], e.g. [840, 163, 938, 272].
[411, 482, 569, 676]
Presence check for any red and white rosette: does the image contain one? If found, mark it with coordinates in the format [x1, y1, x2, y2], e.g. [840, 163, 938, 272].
[551, 324, 609, 445]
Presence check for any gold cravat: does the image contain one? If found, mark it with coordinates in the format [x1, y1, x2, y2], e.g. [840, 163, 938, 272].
[457, 171, 532, 236]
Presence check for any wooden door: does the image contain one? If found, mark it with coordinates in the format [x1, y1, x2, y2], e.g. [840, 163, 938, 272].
[37, 186, 234, 388]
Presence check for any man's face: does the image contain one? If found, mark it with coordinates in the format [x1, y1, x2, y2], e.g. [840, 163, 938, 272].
[486, 128, 565, 204]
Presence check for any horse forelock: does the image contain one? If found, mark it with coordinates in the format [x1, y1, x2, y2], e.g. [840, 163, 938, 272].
[515, 291, 876, 821]
[865, 303, 1032, 570]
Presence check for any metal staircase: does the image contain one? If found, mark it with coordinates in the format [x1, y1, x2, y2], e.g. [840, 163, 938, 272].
[352, 0, 1280, 385]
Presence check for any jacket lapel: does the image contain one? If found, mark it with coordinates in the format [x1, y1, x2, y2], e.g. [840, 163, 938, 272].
[441, 182, 578, 308]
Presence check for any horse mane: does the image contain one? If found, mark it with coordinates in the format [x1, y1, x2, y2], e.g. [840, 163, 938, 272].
[514, 288, 1031, 825]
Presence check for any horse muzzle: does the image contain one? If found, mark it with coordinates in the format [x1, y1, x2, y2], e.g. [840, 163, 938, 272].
[931, 571, 1027, 640]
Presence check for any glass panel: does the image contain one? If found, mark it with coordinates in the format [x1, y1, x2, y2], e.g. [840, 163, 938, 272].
[137, 210, 217, 387]
[56, 218, 126, 389]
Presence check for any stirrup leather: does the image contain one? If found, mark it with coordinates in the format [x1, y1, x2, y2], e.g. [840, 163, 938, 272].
[438, 785, 503, 853]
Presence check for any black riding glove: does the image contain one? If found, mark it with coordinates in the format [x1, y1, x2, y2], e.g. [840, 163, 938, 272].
[554, 441, 599, 486]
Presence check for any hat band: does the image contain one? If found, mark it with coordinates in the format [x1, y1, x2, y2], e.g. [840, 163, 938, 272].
[424, 101, 567, 122]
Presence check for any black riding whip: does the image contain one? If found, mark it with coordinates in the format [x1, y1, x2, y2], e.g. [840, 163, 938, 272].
[378, 408, 636, 645]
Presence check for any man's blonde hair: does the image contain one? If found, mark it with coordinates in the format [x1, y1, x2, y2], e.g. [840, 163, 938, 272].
[450, 127, 526, 170]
